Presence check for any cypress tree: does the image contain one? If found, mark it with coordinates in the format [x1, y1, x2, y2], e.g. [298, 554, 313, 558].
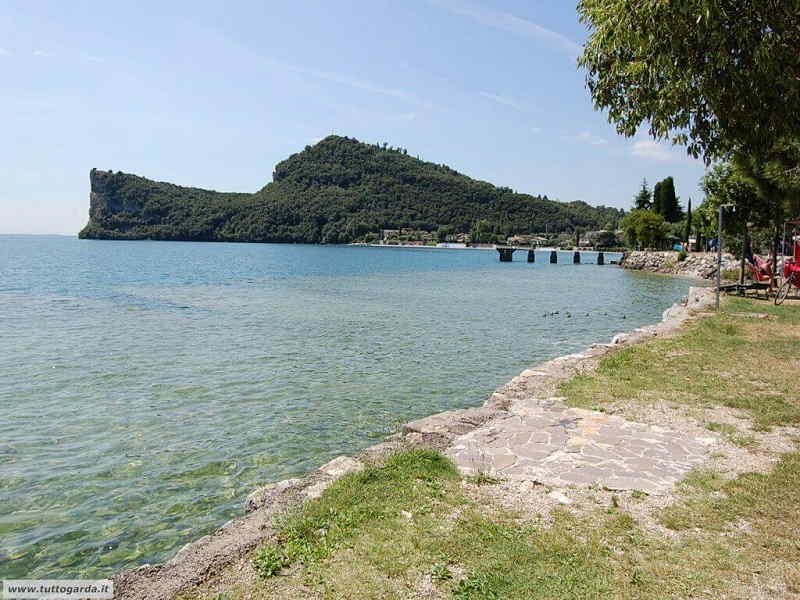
[652, 181, 663, 216]
[661, 177, 682, 222]
[685, 198, 692, 246]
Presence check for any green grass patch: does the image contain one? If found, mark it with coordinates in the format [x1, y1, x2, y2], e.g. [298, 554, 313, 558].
[662, 452, 800, 533]
[561, 297, 800, 428]
[266, 449, 460, 572]
[706, 422, 758, 448]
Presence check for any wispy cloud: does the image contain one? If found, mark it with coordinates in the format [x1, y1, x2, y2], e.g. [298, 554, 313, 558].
[631, 138, 674, 161]
[82, 53, 105, 64]
[0, 47, 10, 57]
[565, 131, 608, 146]
[531, 126, 542, 133]
[33, 49, 51, 57]
[263, 56, 432, 108]
[479, 91, 527, 111]
[399, 111, 417, 121]
[430, 0, 581, 58]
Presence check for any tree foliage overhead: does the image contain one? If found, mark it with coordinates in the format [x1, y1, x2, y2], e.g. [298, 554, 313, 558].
[577, 0, 800, 161]
[79, 136, 623, 243]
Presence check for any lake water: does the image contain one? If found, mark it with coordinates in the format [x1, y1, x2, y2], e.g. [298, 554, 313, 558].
[0, 236, 693, 578]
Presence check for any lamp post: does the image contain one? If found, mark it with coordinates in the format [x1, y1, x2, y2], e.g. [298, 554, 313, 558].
[716, 204, 735, 310]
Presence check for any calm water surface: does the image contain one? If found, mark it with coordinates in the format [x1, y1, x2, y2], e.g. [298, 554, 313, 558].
[0, 236, 693, 578]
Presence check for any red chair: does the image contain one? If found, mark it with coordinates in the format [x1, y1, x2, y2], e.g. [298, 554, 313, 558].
[776, 233, 800, 305]
[745, 255, 775, 286]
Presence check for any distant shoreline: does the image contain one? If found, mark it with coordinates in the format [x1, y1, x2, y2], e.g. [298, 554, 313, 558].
[352, 242, 621, 254]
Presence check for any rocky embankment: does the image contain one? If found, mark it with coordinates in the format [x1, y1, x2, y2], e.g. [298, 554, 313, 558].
[620, 251, 739, 279]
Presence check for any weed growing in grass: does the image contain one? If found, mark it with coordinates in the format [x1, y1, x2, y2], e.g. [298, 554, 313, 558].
[453, 573, 501, 599]
[706, 422, 758, 448]
[252, 544, 288, 578]
[466, 472, 501, 486]
[429, 563, 453, 582]
[706, 422, 736, 435]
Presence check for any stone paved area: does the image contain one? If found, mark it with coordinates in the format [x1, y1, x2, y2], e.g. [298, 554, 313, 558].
[447, 400, 715, 495]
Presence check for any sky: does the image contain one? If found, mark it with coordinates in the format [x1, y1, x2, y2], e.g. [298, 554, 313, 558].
[0, 0, 708, 235]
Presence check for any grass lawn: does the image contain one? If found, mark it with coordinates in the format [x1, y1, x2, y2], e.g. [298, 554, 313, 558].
[562, 296, 800, 430]
[187, 297, 800, 600]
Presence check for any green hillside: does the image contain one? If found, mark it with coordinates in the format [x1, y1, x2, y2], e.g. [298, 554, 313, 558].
[79, 135, 623, 243]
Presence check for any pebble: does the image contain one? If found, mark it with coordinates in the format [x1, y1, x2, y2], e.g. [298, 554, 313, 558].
[547, 491, 572, 505]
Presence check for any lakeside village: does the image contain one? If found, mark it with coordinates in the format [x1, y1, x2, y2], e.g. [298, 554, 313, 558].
[359, 227, 622, 250]
[356, 177, 715, 252]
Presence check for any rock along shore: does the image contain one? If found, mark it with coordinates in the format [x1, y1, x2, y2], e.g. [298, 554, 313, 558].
[112, 286, 717, 600]
[620, 250, 738, 279]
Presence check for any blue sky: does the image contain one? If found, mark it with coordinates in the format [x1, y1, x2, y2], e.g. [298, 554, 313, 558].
[1, 0, 707, 234]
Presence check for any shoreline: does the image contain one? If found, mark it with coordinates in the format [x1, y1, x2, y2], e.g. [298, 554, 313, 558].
[353, 242, 623, 255]
[111, 283, 715, 600]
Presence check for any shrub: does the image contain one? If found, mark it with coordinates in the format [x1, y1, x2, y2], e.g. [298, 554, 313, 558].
[252, 544, 288, 578]
[677, 249, 688, 262]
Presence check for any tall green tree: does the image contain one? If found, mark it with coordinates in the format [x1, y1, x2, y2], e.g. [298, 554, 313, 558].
[578, 0, 800, 162]
[470, 219, 492, 244]
[659, 177, 683, 222]
[700, 162, 774, 260]
[652, 181, 663, 217]
[684, 199, 692, 246]
[620, 210, 667, 249]
[633, 178, 652, 210]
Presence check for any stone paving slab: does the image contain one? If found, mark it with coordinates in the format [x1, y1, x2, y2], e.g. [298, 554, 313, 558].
[447, 403, 715, 495]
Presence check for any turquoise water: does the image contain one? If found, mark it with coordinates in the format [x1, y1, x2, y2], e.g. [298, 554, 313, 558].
[0, 236, 692, 578]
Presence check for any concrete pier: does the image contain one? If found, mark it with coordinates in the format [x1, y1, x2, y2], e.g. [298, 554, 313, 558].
[497, 248, 514, 262]
[495, 247, 614, 265]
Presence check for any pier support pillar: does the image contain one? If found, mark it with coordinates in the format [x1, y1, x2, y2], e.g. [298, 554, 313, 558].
[527, 250, 535, 263]
[550, 250, 557, 264]
[497, 248, 515, 262]
[573, 251, 581, 264]
[597, 251, 605, 266]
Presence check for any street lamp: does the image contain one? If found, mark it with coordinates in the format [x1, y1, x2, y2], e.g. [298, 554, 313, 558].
[716, 203, 736, 310]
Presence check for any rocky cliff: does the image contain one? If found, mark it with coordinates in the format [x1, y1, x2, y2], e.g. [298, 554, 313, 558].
[620, 251, 739, 280]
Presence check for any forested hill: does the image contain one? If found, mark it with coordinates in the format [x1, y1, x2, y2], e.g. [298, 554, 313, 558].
[79, 135, 623, 243]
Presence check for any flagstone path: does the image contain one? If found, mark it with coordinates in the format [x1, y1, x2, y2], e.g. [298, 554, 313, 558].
[446, 398, 715, 495]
